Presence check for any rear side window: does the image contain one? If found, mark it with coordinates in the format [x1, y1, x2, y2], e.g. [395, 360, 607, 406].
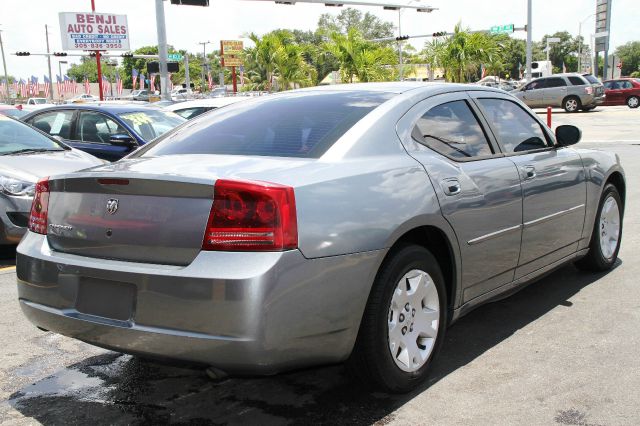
[583, 74, 600, 84]
[412, 100, 493, 159]
[568, 76, 587, 85]
[140, 92, 393, 158]
[477, 98, 550, 153]
[29, 110, 74, 139]
[545, 77, 567, 88]
[622, 81, 634, 89]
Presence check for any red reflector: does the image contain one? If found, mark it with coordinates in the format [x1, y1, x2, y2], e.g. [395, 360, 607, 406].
[97, 178, 130, 185]
[28, 177, 50, 235]
[202, 179, 298, 251]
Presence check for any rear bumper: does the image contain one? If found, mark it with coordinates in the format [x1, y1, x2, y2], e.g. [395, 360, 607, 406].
[16, 232, 383, 374]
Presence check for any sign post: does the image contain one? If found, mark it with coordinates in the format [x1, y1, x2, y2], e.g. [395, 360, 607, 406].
[220, 40, 243, 94]
[59, 6, 130, 101]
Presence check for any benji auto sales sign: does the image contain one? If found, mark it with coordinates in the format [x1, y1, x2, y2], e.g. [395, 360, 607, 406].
[59, 12, 130, 51]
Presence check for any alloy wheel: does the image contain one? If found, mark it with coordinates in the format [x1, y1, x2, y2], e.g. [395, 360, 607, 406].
[599, 195, 621, 260]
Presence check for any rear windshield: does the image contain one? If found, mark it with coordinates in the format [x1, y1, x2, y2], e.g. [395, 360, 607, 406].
[138, 91, 394, 158]
[583, 74, 600, 84]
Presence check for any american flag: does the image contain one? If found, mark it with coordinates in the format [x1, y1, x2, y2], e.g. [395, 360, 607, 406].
[132, 68, 138, 91]
[0, 79, 7, 96]
[115, 72, 123, 96]
[149, 73, 155, 91]
[30, 76, 39, 96]
[72, 78, 79, 94]
[43, 75, 51, 98]
[19, 79, 28, 98]
[102, 75, 109, 97]
[56, 75, 63, 96]
[63, 75, 72, 93]
[13, 80, 19, 95]
[139, 73, 145, 89]
[84, 75, 90, 94]
[167, 73, 173, 91]
[207, 71, 213, 90]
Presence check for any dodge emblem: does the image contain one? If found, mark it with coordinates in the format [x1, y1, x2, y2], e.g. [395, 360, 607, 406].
[106, 199, 119, 215]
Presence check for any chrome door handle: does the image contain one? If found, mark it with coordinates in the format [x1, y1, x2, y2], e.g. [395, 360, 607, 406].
[522, 165, 536, 180]
[442, 178, 461, 196]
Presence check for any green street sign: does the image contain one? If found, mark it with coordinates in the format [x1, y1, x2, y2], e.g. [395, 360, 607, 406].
[168, 53, 183, 61]
[490, 24, 514, 34]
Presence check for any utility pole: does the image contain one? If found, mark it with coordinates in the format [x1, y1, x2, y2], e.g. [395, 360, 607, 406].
[91, 0, 105, 101]
[0, 27, 10, 102]
[398, 9, 404, 81]
[45, 25, 54, 101]
[184, 54, 190, 93]
[198, 41, 210, 92]
[525, 0, 532, 82]
[155, 0, 170, 100]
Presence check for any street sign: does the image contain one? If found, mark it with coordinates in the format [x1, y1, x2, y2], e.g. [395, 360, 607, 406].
[58, 12, 130, 51]
[168, 53, 183, 61]
[594, 0, 612, 52]
[222, 56, 243, 67]
[221, 40, 243, 55]
[489, 24, 514, 34]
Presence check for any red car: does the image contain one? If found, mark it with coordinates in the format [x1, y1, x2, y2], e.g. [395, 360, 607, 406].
[0, 104, 28, 118]
[602, 78, 640, 108]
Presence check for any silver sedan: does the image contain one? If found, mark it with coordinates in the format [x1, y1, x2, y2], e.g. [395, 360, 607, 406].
[16, 83, 625, 393]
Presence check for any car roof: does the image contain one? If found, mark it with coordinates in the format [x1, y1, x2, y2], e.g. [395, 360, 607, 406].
[291, 82, 495, 96]
[166, 97, 248, 110]
[23, 103, 162, 115]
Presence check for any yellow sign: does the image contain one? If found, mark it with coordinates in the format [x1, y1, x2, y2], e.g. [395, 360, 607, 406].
[221, 40, 243, 55]
[223, 56, 244, 67]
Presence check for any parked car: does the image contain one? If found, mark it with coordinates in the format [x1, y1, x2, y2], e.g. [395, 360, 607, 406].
[127, 90, 150, 102]
[512, 73, 605, 112]
[164, 97, 247, 120]
[16, 83, 625, 393]
[21, 104, 186, 161]
[0, 105, 28, 119]
[170, 87, 190, 101]
[602, 78, 640, 108]
[0, 115, 103, 244]
[64, 94, 99, 104]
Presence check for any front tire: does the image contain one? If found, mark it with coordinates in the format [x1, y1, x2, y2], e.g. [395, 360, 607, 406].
[563, 96, 582, 113]
[575, 184, 623, 271]
[627, 96, 639, 109]
[347, 245, 446, 393]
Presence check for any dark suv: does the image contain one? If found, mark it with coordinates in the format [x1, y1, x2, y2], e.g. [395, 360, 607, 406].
[512, 73, 605, 112]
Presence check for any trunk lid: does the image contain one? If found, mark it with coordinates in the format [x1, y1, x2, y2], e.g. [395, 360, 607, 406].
[44, 155, 313, 265]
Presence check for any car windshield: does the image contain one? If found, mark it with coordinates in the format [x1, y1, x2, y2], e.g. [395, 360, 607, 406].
[136, 91, 394, 159]
[583, 74, 600, 84]
[118, 110, 186, 141]
[32, 98, 47, 104]
[0, 115, 66, 154]
[1, 109, 28, 118]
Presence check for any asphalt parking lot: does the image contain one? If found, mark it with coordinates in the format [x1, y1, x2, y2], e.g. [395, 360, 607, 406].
[0, 106, 638, 425]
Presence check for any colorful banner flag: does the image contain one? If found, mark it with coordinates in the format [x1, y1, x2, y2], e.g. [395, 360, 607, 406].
[139, 73, 145, 90]
[132, 68, 139, 91]
[83, 75, 90, 95]
[43, 75, 51, 98]
[115, 72, 123, 96]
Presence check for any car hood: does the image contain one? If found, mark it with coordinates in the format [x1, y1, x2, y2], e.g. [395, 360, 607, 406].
[0, 149, 104, 183]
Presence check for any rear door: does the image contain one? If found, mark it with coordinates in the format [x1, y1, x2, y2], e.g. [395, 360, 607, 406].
[26, 109, 76, 144]
[542, 77, 568, 107]
[397, 92, 523, 303]
[472, 93, 586, 278]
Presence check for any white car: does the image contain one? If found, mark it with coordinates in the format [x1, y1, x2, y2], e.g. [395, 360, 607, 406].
[164, 97, 247, 120]
[64, 94, 99, 104]
[170, 88, 190, 101]
[22, 98, 55, 112]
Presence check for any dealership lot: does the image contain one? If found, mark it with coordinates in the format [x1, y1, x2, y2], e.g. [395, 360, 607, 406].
[0, 105, 638, 425]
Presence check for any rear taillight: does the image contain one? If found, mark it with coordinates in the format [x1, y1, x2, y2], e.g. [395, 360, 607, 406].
[585, 86, 593, 95]
[202, 179, 298, 251]
[28, 177, 49, 235]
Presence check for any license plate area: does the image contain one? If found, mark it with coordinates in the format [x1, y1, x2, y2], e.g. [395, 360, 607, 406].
[76, 278, 136, 321]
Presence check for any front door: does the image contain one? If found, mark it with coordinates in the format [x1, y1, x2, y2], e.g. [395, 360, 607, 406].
[397, 92, 523, 303]
[472, 94, 586, 278]
[72, 111, 136, 161]
[542, 77, 568, 107]
[521, 78, 546, 108]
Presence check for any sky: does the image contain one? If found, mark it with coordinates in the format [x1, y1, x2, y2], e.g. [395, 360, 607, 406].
[1, 0, 639, 80]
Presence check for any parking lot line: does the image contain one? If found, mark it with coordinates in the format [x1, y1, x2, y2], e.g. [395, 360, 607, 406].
[0, 266, 16, 271]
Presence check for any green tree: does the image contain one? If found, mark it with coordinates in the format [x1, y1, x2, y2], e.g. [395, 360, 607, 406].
[67, 56, 119, 83]
[537, 32, 587, 73]
[615, 41, 640, 76]
[317, 8, 394, 40]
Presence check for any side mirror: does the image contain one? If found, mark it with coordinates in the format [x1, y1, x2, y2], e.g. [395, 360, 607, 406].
[109, 134, 136, 147]
[556, 125, 581, 146]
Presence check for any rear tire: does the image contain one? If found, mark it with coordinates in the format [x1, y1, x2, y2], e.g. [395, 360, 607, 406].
[563, 96, 582, 113]
[575, 184, 623, 272]
[347, 244, 447, 393]
[627, 96, 639, 109]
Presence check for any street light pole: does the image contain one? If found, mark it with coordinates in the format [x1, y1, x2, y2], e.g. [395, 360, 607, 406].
[578, 13, 595, 73]
[155, 0, 170, 100]
[45, 25, 54, 101]
[398, 9, 403, 81]
[0, 28, 9, 102]
[198, 41, 211, 92]
[526, 0, 532, 82]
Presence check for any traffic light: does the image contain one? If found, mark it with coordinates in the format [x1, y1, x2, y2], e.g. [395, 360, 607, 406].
[52, 52, 68, 57]
[121, 52, 134, 58]
[432, 31, 447, 37]
[15, 52, 30, 56]
[89, 52, 97, 57]
[396, 35, 410, 41]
